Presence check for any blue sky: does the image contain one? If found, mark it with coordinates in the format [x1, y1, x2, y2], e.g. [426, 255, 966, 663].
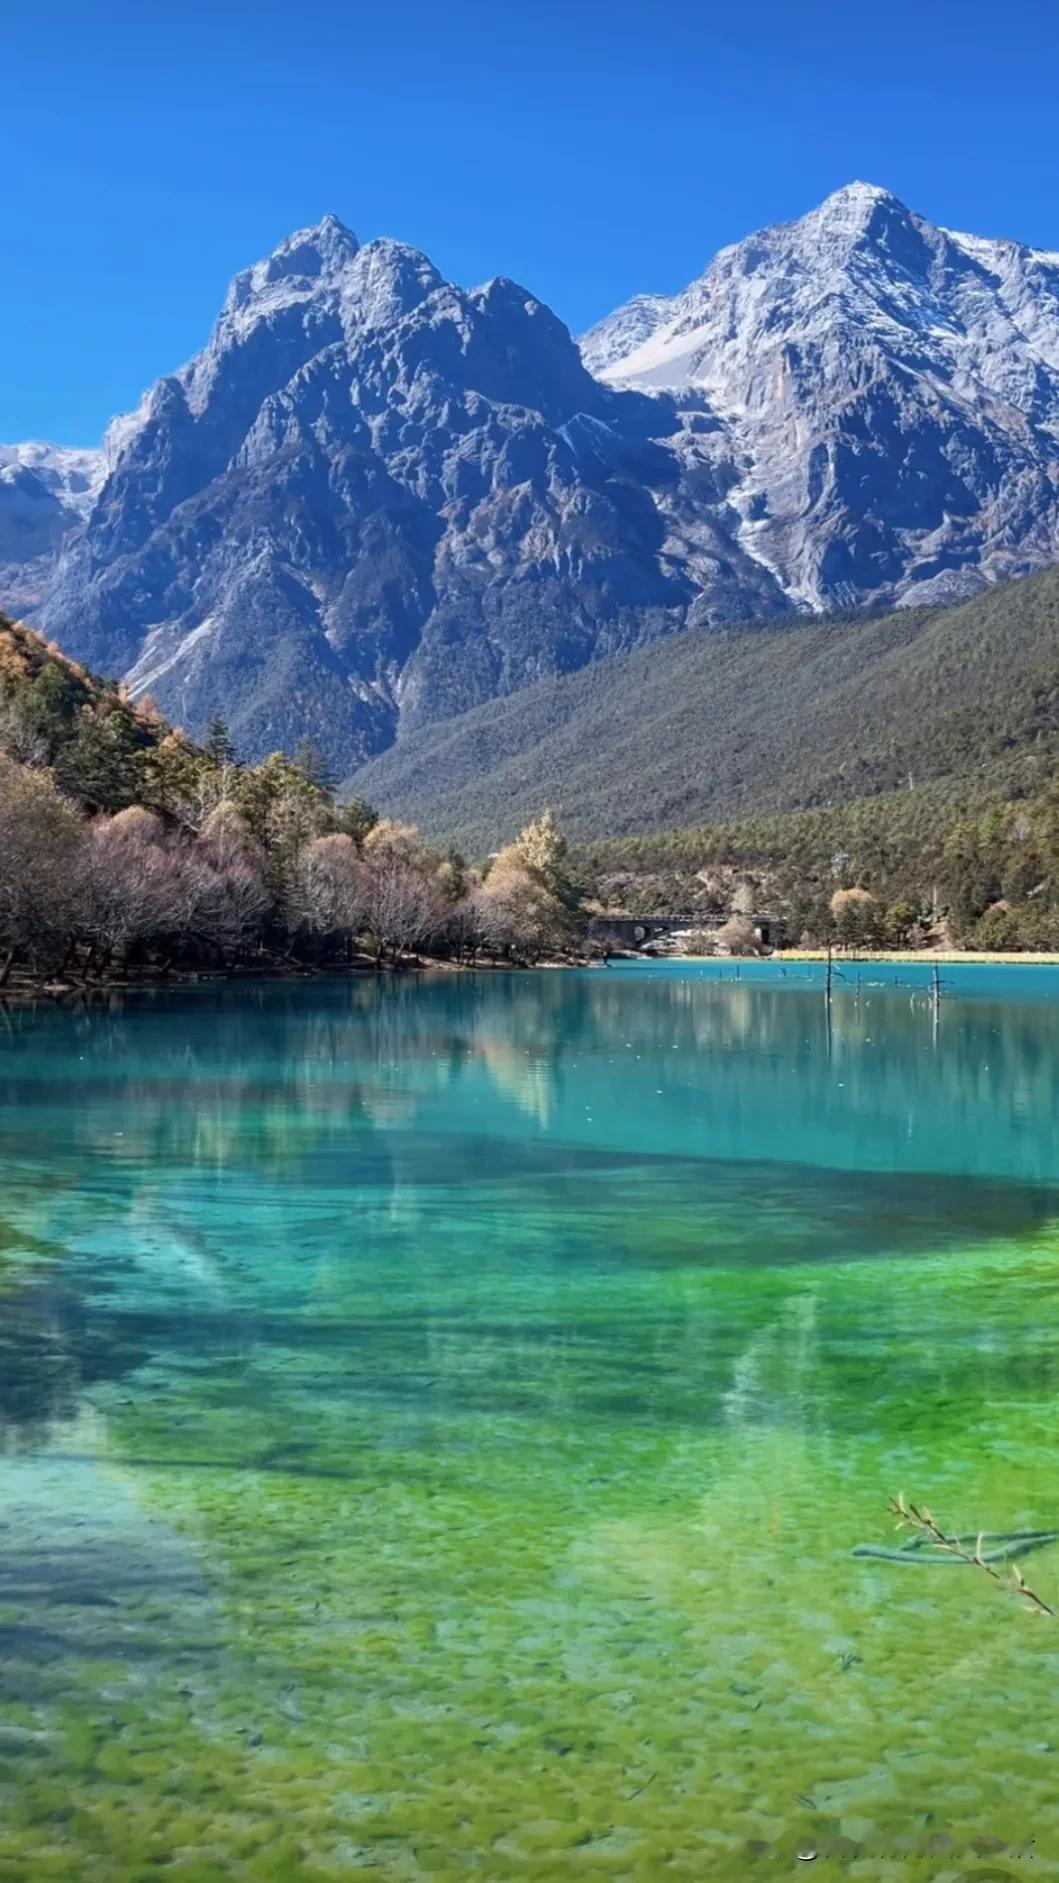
[7, 0, 1059, 445]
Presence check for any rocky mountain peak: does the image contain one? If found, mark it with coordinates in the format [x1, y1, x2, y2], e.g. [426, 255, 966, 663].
[224, 213, 360, 314]
[794, 181, 934, 278]
[9, 188, 1059, 770]
[339, 238, 444, 331]
[579, 294, 673, 375]
[579, 184, 1059, 608]
[810, 179, 905, 227]
[33, 210, 759, 771]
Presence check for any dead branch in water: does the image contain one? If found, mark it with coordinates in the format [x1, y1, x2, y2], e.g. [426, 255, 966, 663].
[888, 1495, 1055, 1618]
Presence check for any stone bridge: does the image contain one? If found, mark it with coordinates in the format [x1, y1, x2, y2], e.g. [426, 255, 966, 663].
[587, 912, 782, 952]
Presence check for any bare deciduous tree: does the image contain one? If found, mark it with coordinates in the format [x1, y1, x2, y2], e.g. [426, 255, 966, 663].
[0, 753, 82, 979]
[361, 853, 444, 962]
[79, 807, 188, 966]
[297, 833, 369, 949]
[0, 696, 49, 768]
[187, 804, 271, 960]
[357, 820, 447, 961]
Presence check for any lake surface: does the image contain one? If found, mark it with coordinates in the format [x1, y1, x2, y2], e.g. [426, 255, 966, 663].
[2, 963, 1059, 1879]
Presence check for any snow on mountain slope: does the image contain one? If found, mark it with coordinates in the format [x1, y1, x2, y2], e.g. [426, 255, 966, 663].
[584, 182, 1059, 608]
[0, 442, 102, 495]
[580, 294, 674, 374]
[0, 442, 104, 615]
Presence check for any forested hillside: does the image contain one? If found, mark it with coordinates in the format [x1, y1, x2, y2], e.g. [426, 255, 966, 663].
[5, 570, 1059, 969]
[347, 569, 1059, 852]
[575, 769, 1059, 953]
[0, 616, 581, 985]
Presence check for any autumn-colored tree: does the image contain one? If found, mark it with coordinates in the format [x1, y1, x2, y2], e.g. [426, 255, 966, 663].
[713, 915, 758, 956]
[363, 818, 434, 870]
[475, 812, 580, 960]
[830, 886, 881, 948]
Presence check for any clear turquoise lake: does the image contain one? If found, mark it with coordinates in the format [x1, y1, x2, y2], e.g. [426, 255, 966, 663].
[2, 963, 1058, 1878]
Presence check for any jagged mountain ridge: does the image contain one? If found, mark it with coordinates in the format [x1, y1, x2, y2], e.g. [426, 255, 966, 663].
[583, 181, 1059, 609]
[9, 184, 1059, 768]
[30, 217, 780, 770]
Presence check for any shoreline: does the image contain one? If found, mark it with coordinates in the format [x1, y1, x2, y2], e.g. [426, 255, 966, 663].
[772, 948, 1059, 966]
[4, 949, 1057, 1006]
[0, 954, 590, 1007]
[633, 947, 1059, 968]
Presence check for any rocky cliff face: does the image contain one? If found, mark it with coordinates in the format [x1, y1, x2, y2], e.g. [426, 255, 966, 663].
[30, 217, 781, 770]
[10, 185, 1059, 767]
[583, 182, 1059, 610]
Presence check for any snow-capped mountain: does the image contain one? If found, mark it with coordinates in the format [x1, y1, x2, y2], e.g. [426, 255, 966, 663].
[583, 181, 1059, 609]
[9, 184, 1059, 767]
[0, 443, 103, 615]
[30, 216, 781, 769]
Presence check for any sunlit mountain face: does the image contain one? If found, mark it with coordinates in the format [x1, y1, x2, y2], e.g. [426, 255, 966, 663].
[8, 185, 1059, 767]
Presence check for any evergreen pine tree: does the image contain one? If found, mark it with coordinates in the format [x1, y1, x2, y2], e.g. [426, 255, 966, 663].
[205, 717, 237, 768]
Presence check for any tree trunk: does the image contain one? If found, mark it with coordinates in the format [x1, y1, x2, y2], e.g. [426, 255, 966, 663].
[0, 949, 13, 988]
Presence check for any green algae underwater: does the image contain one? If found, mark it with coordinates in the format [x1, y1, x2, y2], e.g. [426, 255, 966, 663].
[2, 964, 1059, 1881]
